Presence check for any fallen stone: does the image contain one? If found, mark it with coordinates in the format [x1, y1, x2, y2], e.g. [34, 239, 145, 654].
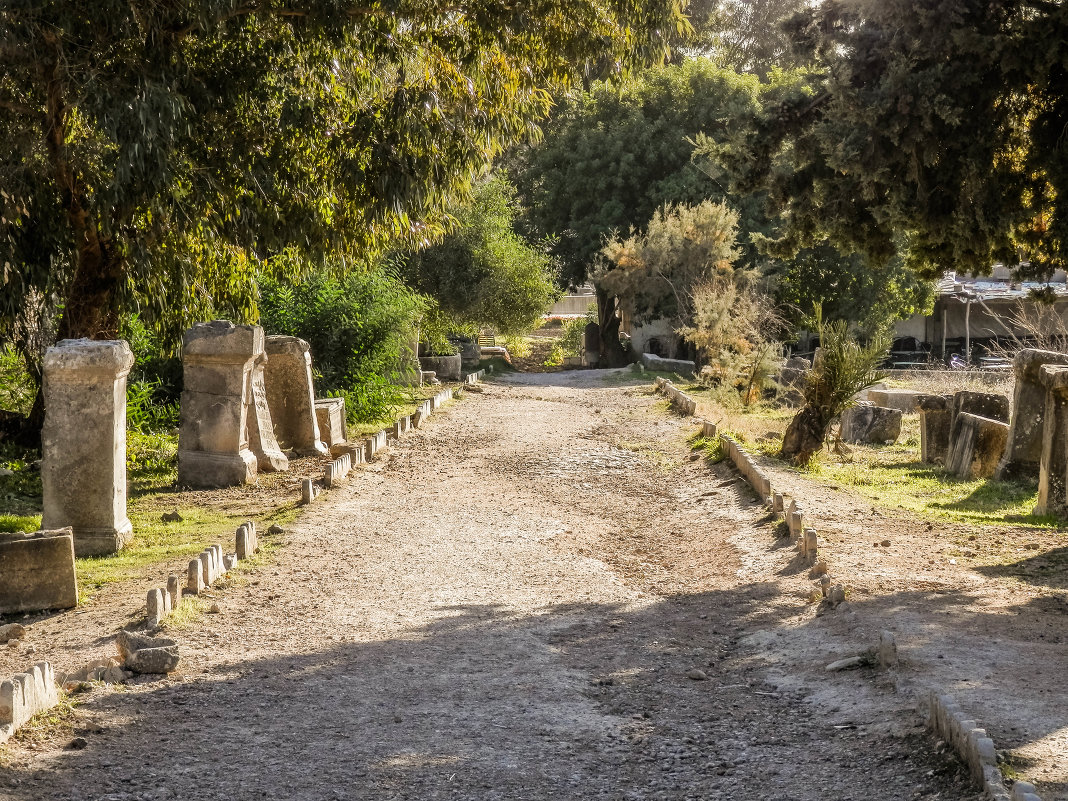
[115, 630, 180, 675]
[685, 668, 708, 681]
[0, 625, 26, 644]
[161, 510, 182, 523]
[640, 352, 696, 375]
[946, 412, 1010, 479]
[840, 403, 902, 444]
[867, 388, 924, 413]
[0, 530, 79, 614]
[825, 656, 867, 672]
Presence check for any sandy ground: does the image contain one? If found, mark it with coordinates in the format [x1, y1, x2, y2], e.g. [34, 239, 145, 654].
[0, 369, 1006, 800]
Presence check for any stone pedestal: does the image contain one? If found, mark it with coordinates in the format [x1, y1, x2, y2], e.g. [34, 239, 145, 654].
[41, 339, 134, 556]
[1036, 365, 1068, 514]
[178, 321, 263, 488]
[0, 530, 78, 612]
[917, 394, 954, 464]
[263, 336, 327, 456]
[996, 349, 1068, 482]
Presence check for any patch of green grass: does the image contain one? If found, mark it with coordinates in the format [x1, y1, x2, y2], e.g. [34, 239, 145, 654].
[75, 500, 299, 603]
[688, 432, 727, 463]
[0, 512, 41, 532]
[161, 595, 210, 630]
[127, 429, 178, 494]
[601, 368, 681, 387]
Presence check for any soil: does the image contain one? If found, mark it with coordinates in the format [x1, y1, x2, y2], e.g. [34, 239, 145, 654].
[0, 368, 1047, 800]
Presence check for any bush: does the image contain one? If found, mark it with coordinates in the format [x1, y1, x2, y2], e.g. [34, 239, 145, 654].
[0, 346, 34, 416]
[259, 264, 428, 423]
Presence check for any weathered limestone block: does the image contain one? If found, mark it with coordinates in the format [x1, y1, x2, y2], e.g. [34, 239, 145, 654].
[178, 321, 262, 488]
[0, 530, 78, 614]
[246, 355, 289, 473]
[917, 394, 954, 464]
[264, 336, 328, 456]
[116, 630, 180, 675]
[235, 522, 258, 560]
[301, 478, 316, 505]
[840, 403, 902, 444]
[314, 397, 347, 448]
[1036, 365, 1068, 514]
[167, 574, 180, 605]
[946, 412, 1010, 479]
[996, 348, 1068, 481]
[419, 354, 462, 382]
[867, 388, 924, 413]
[952, 391, 1010, 425]
[393, 416, 411, 437]
[640, 352, 696, 374]
[147, 589, 164, 627]
[41, 339, 134, 556]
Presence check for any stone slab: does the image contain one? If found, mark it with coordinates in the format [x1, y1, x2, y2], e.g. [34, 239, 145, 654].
[314, 397, 347, 448]
[0, 531, 78, 614]
[264, 336, 327, 456]
[947, 412, 1010, 480]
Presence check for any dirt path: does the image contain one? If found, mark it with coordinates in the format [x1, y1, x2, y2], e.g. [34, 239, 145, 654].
[0, 371, 979, 801]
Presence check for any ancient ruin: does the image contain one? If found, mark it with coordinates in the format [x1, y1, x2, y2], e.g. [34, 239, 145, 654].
[917, 394, 954, 464]
[0, 529, 78, 614]
[840, 403, 902, 444]
[315, 398, 347, 449]
[1036, 365, 1068, 515]
[946, 412, 1010, 479]
[179, 321, 284, 487]
[996, 349, 1068, 481]
[264, 335, 328, 456]
[41, 338, 135, 555]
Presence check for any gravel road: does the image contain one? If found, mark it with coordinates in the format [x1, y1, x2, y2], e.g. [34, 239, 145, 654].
[0, 370, 979, 801]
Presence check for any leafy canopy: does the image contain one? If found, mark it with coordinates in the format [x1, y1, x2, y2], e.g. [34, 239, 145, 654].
[0, 0, 688, 354]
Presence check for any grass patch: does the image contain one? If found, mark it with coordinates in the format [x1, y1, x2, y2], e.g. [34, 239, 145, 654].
[0, 512, 41, 533]
[161, 595, 210, 630]
[688, 432, 727, 463]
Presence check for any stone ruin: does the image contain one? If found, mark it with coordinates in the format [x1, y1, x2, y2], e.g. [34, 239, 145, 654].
[840, 402, 902, 445]
[41, 338, 134, 556]
[178, 321, 288, 487]
[0, 529, 78, 614]
[1037, 364, 1068, 515]
[315, 397, 347, 451]
[263, 335, 328, 457]
[996, 349, 1068, 482]
[915, 389, 1011, 478]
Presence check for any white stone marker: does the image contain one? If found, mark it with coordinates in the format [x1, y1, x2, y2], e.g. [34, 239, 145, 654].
[41, 339, 135, 556]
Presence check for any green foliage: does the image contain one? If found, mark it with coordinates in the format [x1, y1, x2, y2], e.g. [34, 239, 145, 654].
[779, 308, 891, 465]
[734, 0, 1068, 278]
[0, 513, 41, 533]
[397, 175, 560, 340]
[560, 306, 598, 356]
[0, 0, 686, 370]
[0, 441, 42, 516]
[0, 347, 34, 416]
[600, 200, 740, 336]
[259, 264, 427, 423]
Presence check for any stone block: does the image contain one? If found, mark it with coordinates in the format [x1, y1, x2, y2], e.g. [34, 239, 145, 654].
[314, 397, 347, 448]
[801, 528, 817, 559]
[146, 589, 164, 627]
[178, 321, 262, 488]
[199, 551, 212, 586]
[952, 390, 1010, 424]
[997, 348, 1068, 481]
[0, 530, 78, 614]
[917, 394, 954, 464]
[167, 574, 180, 604]
[840, 403, 902, 444]
[701, 420, 717, 438]
[264, 336, 328, 456]
[1036, 365, 1068, 514]
[224, 554, 237, 571]
[41, 339, 135, 556]
[0, 662, 59, 744]
[877, 630, 897, 668]
[419, 354, 462, 381]
[946, 412, 1010, 479]
[301, 478, 315, 505]
[187, 559, 203, 594]
[236, 524, 256, 560]
[640, 352, 696, 375]
[867, 388, 924, 413]
[771, 492, 784, 514]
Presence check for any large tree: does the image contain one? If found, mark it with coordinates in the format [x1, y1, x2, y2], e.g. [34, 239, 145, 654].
[0, 0, 687, 393]
[731, 0, 1068, 279]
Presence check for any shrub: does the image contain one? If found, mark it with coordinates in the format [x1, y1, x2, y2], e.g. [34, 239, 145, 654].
[259, 264, 428, 423]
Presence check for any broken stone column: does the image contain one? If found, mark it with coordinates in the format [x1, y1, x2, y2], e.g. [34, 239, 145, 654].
[945, 413, 1010, 479]
[1036, 365, 1068, 514]
[41, 339, 135, 556]
[917, 394, 954, 464]
[263, 336, 327, 456]
[996, 349, 1068, 482]
[178, 321, 267, 487]
[840, 403, 902, 444]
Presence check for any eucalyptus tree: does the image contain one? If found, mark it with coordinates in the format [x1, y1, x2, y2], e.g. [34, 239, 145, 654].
[0, 0, 687, 404]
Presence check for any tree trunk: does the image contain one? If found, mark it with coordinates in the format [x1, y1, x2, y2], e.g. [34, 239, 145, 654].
[596, 286, 629, 367]
[779, 404, 828, 466]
